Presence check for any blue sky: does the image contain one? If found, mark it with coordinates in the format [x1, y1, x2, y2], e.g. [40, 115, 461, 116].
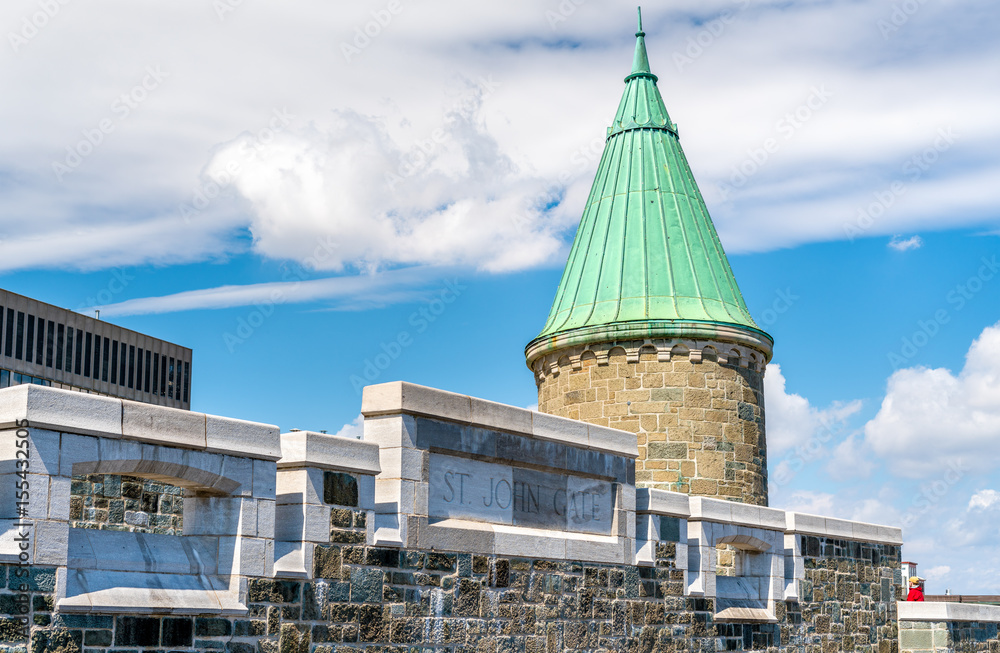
[3, 0, 1000, 591]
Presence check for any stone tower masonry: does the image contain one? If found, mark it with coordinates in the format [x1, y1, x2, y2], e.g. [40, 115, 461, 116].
[525, 11, 774, 506]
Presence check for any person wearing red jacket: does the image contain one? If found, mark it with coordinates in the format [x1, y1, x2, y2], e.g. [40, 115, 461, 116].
[907, 577, 925, 601]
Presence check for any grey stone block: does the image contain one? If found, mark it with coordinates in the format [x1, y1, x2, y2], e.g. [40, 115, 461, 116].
[214, 454, 253, 498]
[253, 459, 277, 499]
[59, 433, 100, 477]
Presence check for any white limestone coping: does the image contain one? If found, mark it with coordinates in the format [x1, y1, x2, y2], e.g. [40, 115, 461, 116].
[689, 496, 787, 530]
[635, 488, 692, 518]
[361, 381, 638, 458]
[278, 430, 381, 475]
[0, 384, 281, 461]
[634, 490, 903, 546]
[898, 601, 1000, 623]
[785, 512, 903, 545]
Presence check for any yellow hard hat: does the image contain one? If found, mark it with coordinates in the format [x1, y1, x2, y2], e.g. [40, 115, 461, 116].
[909, 577, 923, 584]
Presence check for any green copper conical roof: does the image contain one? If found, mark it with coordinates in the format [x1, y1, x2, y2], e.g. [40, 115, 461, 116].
[526, 9, 772, 364]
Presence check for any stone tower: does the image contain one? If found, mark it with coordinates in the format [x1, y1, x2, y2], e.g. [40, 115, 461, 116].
[525, 11, 774, 506]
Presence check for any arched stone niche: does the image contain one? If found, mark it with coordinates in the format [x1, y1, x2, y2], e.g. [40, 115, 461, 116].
[0, 384, 282, 615]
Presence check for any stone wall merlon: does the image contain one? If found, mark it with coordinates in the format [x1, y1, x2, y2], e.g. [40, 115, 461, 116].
[0, 385, 281, 460]
[361, 381, 638, 458]
[898, 601, 1000, 623]
[635, 488, 692, 517]
[688, 496, 786, 530]
[278, 431, 381, 474]
[785, 512, 903, 545]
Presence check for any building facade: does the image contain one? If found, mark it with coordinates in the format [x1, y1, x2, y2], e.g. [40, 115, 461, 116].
[526, 14, 772, 506]
[0, 288, 191, 409]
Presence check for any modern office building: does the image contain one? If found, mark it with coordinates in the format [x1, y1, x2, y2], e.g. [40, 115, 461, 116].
[0, 288, 191, 409]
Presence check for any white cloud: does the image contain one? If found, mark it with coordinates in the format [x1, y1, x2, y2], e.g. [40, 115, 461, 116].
[923, 565, 951, 581]
[1, 1, 998, 272]
[864, 322, 1000, 477]
[206, 105, 567, 273]
[91, 266, 457, 316]
[969, 489, 1000, 510]
[888, 235, 923, 251]
[334, 414, 365, 440]
[763, 363, 862, 454]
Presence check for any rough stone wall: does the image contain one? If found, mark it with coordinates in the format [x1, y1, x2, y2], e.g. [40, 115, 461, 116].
[15, 469, 905, 653]
[537, 348, 767, 505]
[899, 620, 1000, 652]
[70, 475, 184, 534]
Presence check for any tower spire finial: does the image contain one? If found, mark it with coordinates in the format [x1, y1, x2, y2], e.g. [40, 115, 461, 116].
[630, 6, 652, 77]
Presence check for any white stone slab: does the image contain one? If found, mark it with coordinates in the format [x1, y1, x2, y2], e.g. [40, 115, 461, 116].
[278, 430, 380, 474]
[428, 455, 512, 525]
[470, 397, 532, 435]
[273, 540, 313, 579]
[218, 536, 268, 577]
[184, 497, 257, 536]
[363, 414, 417, 448]
[122, 400, 207, 449]
[213, 453, 254, 498]
[257, 499, 275, 539]
[0, 385, 122, 438]
[530, 411, 589, 449]
[377, 447, 423, 481]
[636, 488, 692, 517]
[276, 468, 323, 506]
[362, 381, 473, 423]
[34, 521, 68, 566]
[426, 453, 615, 535]
[59, 568, 245, 615]
[493, 524, 567, 560]
[0, 519, 32, 563]
[67, 528, 218, 575]
[898, 601, 1000, 623]
[0, 427, 61, 477]
[785, 512, 826, 536]
[689, 496, 733, 523]
[587, 424, 639, 458]
[206, 414, 281, 460]
[48, 476, 71, 520]
[565, 534, 629, 565]
[274, 503, 330, 543]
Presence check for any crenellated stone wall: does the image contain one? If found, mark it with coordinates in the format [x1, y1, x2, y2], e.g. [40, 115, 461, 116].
[1, 380, 987, 653]
[535, 345, 768, 505]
